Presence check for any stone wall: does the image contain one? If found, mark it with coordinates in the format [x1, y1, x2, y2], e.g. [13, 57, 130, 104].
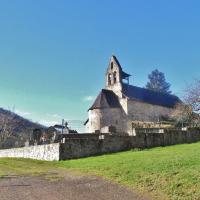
[125, 101, 174, 134]
[1, 129, 200, 161]
[88, 108, 127, 134]
[59, 129, 200, 160]
[0, 143, 60, 161]
[127, 100, 172, 121]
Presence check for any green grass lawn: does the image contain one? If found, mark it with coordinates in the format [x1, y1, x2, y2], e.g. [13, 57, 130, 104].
[1, 143, 200, 200]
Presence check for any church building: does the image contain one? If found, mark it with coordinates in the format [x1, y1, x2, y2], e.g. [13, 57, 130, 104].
[84, 56, 180, 135]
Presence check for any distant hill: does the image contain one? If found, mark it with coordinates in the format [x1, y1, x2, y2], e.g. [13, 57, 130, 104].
[0, 108, 44, 149]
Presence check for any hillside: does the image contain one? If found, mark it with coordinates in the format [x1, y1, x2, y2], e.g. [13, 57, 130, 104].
[0, 108, 43, 149]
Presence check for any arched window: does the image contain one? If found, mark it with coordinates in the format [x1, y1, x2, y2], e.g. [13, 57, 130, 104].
[113, 71, 117, 83]
[108, 73, 112, 85]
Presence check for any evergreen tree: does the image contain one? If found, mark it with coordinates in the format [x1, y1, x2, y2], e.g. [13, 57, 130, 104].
[146, 69, 171, 94]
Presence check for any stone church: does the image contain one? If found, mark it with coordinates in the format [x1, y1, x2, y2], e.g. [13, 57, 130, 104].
[84, 55, 180, 135]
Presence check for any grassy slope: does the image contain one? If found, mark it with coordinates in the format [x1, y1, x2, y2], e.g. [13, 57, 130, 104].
[0, 158, 57, 176]
[1, 143, 200, 199]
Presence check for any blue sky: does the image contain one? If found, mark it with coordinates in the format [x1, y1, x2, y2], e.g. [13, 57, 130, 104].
[0, 0, 200, 131]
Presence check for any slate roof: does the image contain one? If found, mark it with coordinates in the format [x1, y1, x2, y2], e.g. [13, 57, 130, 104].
[122, 84, 181, 108]
[89, 89, 121, 110]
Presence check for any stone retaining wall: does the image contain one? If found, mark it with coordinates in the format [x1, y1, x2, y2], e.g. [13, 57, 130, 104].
[1, 129, 200, 161]
[0, 143, 60, 161]
[59, 129, 200, 159]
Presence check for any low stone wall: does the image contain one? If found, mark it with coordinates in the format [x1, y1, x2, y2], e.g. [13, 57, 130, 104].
[59, 129, 200, 160]
[1, 129, 200, 161]
[0, 143, 60, 161]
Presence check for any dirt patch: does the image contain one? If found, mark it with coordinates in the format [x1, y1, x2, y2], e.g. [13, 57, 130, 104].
[0, 172, 150, 200]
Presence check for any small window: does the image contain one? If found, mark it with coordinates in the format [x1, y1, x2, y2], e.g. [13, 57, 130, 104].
[108, 73, 112, 85]
[113, 71, 117, 83]
[111, 62, 113, 70]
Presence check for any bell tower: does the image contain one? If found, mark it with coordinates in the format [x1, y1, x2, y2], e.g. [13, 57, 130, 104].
[105, 55, 130, 97]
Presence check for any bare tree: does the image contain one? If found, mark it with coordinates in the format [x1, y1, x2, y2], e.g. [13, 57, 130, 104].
[0, 110, 15, 141]
[171, 80, 200, 127]
[0, 110, 18, 148]
[171, 103, 194, 127]
[184, 80, 200, 114]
